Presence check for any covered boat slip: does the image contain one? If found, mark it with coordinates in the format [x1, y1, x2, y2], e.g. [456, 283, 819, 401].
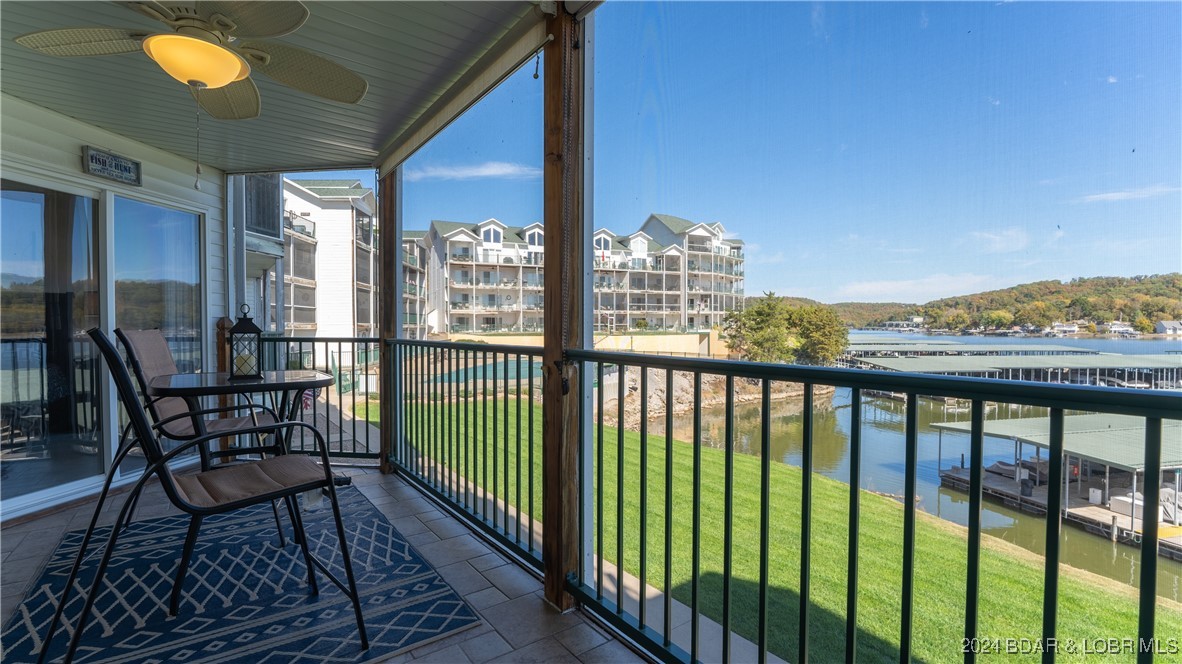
[935, 414, 1182, 557]
[849, 353, 1182, 387]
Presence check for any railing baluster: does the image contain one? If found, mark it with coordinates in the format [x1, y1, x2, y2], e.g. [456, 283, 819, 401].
[597, 361, 605, 601]
[617, 364, 626, 614]
[1138, 417, 1163, 664]
[901, 392, 919, 664]
[447, 345, 454, 502]
[529, 353, 536, 555]
[493, 351, 499, 531]
[800, 383, 814, 662]
[846, 387, 862, 663]
[759, 378, 771, 664]
[1040, 407, 1064, 664]
[483, 350, 489, 520]
[516, 354, 523, 545]
[664, 368, 674, 648]
[966, 400, 986, 664]
[639, 367, 649, 630]
[723, 374, 735, 664]
[692, 371, 702, 664]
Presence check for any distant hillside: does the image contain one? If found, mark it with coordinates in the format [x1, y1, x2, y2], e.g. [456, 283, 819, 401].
[745, 295, 916, 328]
[749, 274, 1182, 331]
[917, 274, 1182, 331]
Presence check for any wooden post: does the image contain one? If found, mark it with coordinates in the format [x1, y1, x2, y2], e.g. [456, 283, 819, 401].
[542, 6, 584, 612]
[378, 170, 400, 474]
[215, 316, 232, 452]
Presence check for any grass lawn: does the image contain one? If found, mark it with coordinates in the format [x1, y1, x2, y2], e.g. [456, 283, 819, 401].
[367, 397, 1182, 662]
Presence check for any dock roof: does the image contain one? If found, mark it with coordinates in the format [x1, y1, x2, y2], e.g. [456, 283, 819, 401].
[854, 354, 1182, 373]
[847, 342, 1097, 355]
[933, 414, 1182, 472]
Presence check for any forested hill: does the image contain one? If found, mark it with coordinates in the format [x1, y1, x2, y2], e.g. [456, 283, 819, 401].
[917, 274, 1182, 330]
[753, 274, 1182, 330]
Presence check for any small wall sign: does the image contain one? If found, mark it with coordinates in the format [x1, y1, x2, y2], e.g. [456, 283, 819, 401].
[82, 146, 142, 186]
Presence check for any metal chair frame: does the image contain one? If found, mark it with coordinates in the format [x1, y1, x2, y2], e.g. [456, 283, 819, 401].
[37, 329, 368, 663]
[113, 328, 290, 542]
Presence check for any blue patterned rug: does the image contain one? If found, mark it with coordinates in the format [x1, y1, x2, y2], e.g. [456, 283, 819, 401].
[2, 487, 480, 663]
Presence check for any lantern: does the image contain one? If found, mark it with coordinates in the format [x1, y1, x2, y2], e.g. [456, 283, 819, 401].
[228, 304, 262, 380]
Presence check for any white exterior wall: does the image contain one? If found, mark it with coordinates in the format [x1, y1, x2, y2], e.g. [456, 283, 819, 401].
[283, 185, 358, 338]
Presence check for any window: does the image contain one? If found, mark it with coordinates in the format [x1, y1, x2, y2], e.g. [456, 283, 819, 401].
[527, 230, 543, 246]
[481, 227, 502, 243]
[594, 236, 611, 251]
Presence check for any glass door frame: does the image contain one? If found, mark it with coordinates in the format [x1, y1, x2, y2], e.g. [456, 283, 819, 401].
[0, 158, 213, 519]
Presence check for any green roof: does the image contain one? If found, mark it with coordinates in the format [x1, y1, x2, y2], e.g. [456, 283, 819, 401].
[402, 230, 427, 239]
[649, 213, 697, 234]
[855, 354, 1182, 373]
[933, 414, 1182, 471]
[303, 186, 372, 198]
[431, 220, 478, 238]
[848, 342, 1098, 355]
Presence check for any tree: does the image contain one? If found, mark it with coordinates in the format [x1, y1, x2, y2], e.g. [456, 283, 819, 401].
[981, 309, 1014, 329]
[722, 293, 848, 365]
[788, 306, 849, 365]
[1134, 315, 1153, 334]
[722, 293, 793, 363]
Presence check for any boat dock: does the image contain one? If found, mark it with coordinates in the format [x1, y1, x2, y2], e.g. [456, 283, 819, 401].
[939, 467, 1182, 561]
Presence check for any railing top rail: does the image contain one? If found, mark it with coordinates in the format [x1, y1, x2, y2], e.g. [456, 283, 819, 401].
[390, 338, 543, 356]
[261, 336, 380, 343]
[566, 348, 1182, 419]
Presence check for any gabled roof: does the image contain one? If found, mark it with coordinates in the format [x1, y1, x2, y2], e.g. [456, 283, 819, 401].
[593, 228, 618, 237]
[432, 221, 480, 239]
[403, 230, 427, 239]
[287, 179, 374, 200]
[648, 214, 696, 234]
[478, 218, 507, 229]
[521, 222, 544, 232]
[627, 231, 652, 241]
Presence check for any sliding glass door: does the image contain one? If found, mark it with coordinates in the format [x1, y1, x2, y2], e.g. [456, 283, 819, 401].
[1, 180, 101, 501]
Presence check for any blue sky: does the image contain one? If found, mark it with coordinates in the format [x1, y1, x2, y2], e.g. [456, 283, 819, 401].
[295, 1, 1180, 304]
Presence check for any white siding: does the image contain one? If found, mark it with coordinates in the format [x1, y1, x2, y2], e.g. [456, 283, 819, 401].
[2, 93, 228, 369]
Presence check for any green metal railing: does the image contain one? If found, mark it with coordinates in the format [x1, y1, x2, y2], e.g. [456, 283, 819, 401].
[390, 339, 545, 569]
[564, 348, 1181, 664]
[259, 336, 380, 458]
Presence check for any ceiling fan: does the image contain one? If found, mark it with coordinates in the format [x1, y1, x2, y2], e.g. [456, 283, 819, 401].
[14, 1, 368, 120]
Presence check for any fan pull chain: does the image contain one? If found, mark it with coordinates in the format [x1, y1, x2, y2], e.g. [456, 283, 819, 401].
[533, 53, 540, 79]
[192, 85, 204, 191]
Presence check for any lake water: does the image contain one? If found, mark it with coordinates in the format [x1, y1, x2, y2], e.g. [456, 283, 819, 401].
[653, 334, 1182, 600]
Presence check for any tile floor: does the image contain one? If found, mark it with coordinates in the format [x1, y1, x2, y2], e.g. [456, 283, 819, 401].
[0, 468, 646, 664]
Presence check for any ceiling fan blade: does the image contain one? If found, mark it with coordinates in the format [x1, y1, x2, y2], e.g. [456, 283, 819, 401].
[238, 41, 367, 104]
[119, 1, 178, 25]
[193, 78, 261, 120]
[15, 27, 147, 57]
[197, 1, 309, 38]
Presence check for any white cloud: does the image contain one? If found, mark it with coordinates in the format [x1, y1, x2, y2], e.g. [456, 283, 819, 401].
[986, 96, 1001, 107]
[969, 227, 1029, 253]
[743, 242, 785, 265]
[1079, 184, 1180, 203]
[919, 10, 929, 29]
[1106, 76, 1118, 84]
[811, 3, 828, 39]
[404, 161, 541, 182]
[836, 273, 1001, 303]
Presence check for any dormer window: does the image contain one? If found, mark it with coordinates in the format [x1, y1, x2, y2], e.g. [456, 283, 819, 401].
[527, 230, 543, 246]
[482, 227, 502, 243]
[594, 236, 611, 251]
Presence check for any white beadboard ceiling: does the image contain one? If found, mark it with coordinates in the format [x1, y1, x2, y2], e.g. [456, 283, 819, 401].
[1, 1, 542, 174]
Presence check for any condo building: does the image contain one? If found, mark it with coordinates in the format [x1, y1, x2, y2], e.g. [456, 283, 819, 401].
[420, 213, 744, 335]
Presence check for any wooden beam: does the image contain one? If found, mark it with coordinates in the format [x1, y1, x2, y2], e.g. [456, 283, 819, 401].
[542, 7, 585, 612]
[378, 169, 400, 475]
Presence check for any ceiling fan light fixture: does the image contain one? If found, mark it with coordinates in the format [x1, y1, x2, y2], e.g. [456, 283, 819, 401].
[142, 33, 249, 89]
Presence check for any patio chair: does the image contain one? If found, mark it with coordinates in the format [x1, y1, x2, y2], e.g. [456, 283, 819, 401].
[114, 328, 290, 542]
[37, 328, 368, 664]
